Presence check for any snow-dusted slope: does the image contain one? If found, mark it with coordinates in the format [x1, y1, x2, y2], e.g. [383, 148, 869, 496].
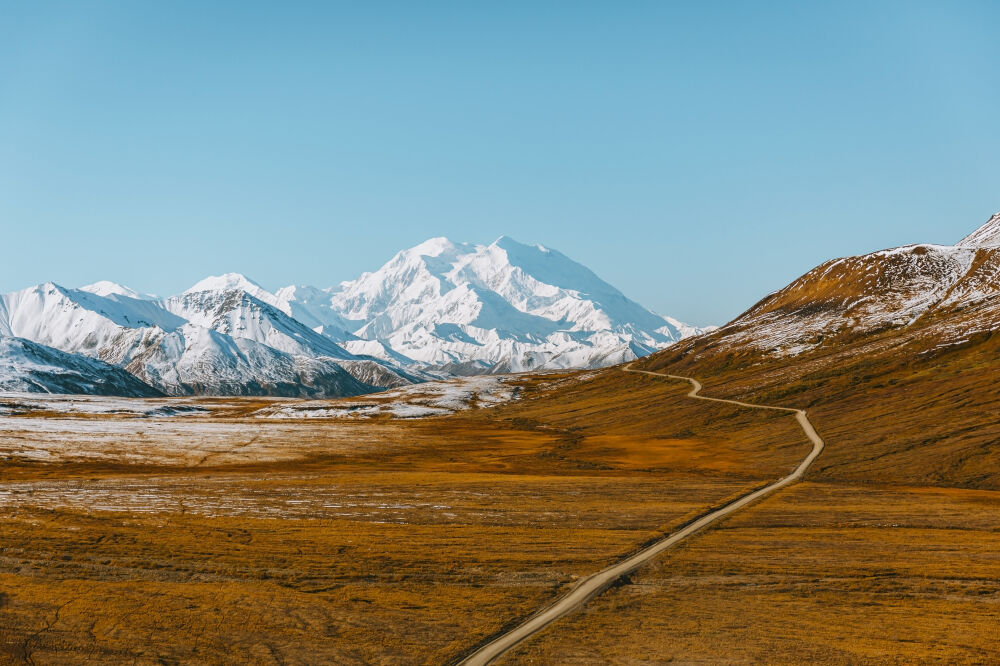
[121, 323, 375, 397]
[0, 336, 162, 396]
[957, 211, 1000, 248]
[4, 283, 186, 358]
[274, 236, 709, 372]
[165, 285, 354, 360]
[272, 284, 358, 342]
[698, 211, 1000, 357]
[0, 299, 11, 337]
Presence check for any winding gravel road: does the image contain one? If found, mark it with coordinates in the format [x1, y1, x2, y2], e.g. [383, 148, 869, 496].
[457, 364, 826, 666]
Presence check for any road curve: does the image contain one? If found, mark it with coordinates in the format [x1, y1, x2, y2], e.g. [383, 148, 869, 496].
[456, 363, 825, 666]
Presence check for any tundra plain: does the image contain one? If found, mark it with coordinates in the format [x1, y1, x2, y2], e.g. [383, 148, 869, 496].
[1, 354, 998, 664]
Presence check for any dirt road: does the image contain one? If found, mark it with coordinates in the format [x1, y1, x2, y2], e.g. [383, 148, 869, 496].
[456, 364, 825, 665]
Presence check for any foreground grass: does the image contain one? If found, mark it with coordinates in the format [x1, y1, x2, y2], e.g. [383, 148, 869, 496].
[503, 482, 1000, 664]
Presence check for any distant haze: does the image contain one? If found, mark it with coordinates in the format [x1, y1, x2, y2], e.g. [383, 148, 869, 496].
[2, 3, 998, 326]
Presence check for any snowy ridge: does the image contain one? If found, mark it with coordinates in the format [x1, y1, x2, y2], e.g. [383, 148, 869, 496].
[80, 281, 153, 300]
[185, 273, 279, 306]
[163, 288, 355, 360]
[956, 211, 1000, 248]
[705, 211, 1000, 357]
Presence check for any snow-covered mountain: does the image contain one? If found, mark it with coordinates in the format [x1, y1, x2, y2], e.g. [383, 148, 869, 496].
[0, 235, 705, 395]
[166, 282, 356, 360]
[118, 323, 376, 398]
[273, 236, 710, 373]
[0, 336, 161, 396]
[0, 283, 398, 397]
[165, 277, 419, 388]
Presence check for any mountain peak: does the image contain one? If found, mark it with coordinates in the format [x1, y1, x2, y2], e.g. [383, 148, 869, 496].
[956, 211, 1000, 248]
[409, 237, 461, 258]
[184, 273, 265, 295]
[324, 234, 705, 370]
[491, 235, 548, 254]
[80, 281, 147, 299]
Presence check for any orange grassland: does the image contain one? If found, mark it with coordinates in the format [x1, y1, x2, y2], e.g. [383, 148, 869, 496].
[0, 370, 810, 664]
[3, 335, 1000, 664]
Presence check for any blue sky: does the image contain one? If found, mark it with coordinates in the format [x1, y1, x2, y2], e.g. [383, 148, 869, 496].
[1, 1, 997, 325]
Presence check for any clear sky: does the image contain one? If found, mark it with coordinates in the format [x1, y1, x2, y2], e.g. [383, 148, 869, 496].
[2, 1, 998, 325]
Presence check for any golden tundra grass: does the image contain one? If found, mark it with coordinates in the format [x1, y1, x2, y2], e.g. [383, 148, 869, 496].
[3, 354, 999, 664]
[502, 482, 1000, 664]
[0, 371, 807, 664]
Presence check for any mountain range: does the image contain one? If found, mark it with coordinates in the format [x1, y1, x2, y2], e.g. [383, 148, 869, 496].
[0, 236, 707, 396]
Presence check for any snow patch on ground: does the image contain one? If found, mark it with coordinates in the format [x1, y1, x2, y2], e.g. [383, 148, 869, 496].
[0, 393, 207, 417]
[254, 375, 519, 420]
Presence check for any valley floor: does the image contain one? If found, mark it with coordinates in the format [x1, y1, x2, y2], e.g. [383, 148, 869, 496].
[0, 369, 997, 663]
[502, 481, 1000, 664]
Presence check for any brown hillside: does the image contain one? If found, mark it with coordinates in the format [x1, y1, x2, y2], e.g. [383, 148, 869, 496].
[641, 215, 1000, 489]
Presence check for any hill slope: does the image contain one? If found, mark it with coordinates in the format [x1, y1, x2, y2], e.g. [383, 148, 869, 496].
[641, 210, 1000, 489]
